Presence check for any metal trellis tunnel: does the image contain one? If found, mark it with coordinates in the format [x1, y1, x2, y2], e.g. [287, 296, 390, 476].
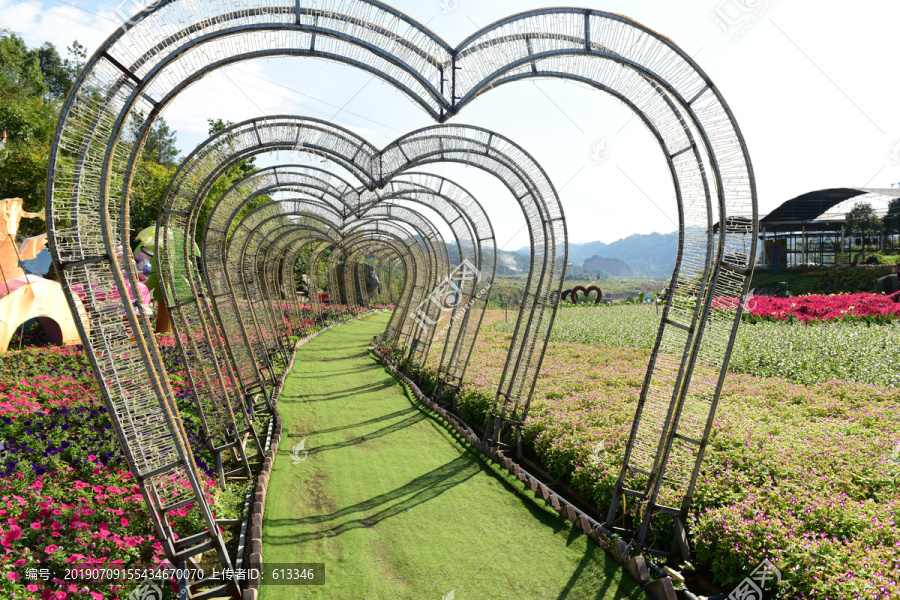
[45, 1, 756, 594]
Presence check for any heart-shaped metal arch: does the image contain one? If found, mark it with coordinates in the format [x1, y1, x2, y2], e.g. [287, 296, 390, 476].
[159, 117, 562, 427]
[45, 0, 758, 580]
[232, 197, 450, 362]
[212, 192, 441, 422]
[188, 164, 495, 396]
[216, 171, 494, 375]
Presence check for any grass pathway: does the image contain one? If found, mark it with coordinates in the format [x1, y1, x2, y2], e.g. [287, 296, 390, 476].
[261, 313, 644, 600]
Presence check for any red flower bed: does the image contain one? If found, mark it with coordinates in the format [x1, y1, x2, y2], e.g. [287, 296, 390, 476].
[716, 293, 900, 324]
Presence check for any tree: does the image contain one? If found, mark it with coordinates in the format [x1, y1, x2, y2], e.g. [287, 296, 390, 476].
[124, 114, 182, 244]
[845, 201, 883, 260]
[0, 34, 170, 242]
[846, 202, 881, 235]
[0, 33, 66, 237]
[0, 33, 47, 100]
[66, 40, 86, 75]
[33, 40, 84, 101]
[0, 33, 54, 142]
[126, 110, 180, 167]
[207, 117, 229, 135]
[884, 198, 900, 235]
[128, 160, 176, 246]
[207, 118, 255, 177]
[145, 118, 179, 166]
[193, 118, 260, 241]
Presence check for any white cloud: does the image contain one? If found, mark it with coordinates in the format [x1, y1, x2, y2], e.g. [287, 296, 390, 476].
[0, 0, 112, 53]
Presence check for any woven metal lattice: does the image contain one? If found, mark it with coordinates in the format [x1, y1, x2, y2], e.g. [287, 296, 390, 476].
[45, 1, 755, 580]
[164, 116, 559, 428]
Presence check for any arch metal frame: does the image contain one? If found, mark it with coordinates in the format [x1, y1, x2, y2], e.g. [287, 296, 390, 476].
[45, 1, 757, 583]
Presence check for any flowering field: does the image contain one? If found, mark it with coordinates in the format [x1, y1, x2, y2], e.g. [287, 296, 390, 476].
[735, 292, 900, 324]
[0, 338, 260, 599]
[0, 302, 379, 599]
[497, 302, 900, 387]
[432, 308, 900, 597]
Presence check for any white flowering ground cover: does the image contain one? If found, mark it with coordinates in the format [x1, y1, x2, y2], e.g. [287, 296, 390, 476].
[495, 305, 900, 387]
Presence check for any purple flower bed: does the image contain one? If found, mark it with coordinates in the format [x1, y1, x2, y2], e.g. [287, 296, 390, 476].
[0, 339, 241, 600]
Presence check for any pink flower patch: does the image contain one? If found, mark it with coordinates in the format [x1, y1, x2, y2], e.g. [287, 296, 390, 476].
[5, 526, 22, 542]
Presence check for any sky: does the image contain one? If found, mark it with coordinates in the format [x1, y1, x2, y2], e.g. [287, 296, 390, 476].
[2, 0, 899, 250]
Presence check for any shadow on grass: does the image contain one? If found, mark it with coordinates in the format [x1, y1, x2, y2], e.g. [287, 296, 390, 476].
[270, 435, 573, 547]
[268, 326, 642, 599]
[287, 407, 418, 438]
[304, 411, 426, 455]
[291, 366, 378, 376]
[298, 348, 372, 362]
[280, 379, 397, 403]
[555, 547, 628, 600]
[265, 456, 480, 544]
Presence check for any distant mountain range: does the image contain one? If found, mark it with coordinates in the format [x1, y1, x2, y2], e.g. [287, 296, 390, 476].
[446, 231, 678, 278]
[583, 256, 633, 277]
[516, 231, 679, 278]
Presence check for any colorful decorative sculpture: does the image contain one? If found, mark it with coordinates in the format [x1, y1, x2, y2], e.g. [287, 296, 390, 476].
[134, 225, 200, 332]
[0, 198, 85, 352]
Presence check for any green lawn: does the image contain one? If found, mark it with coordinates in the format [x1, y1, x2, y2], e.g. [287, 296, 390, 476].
[261, 313, 645, 600]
